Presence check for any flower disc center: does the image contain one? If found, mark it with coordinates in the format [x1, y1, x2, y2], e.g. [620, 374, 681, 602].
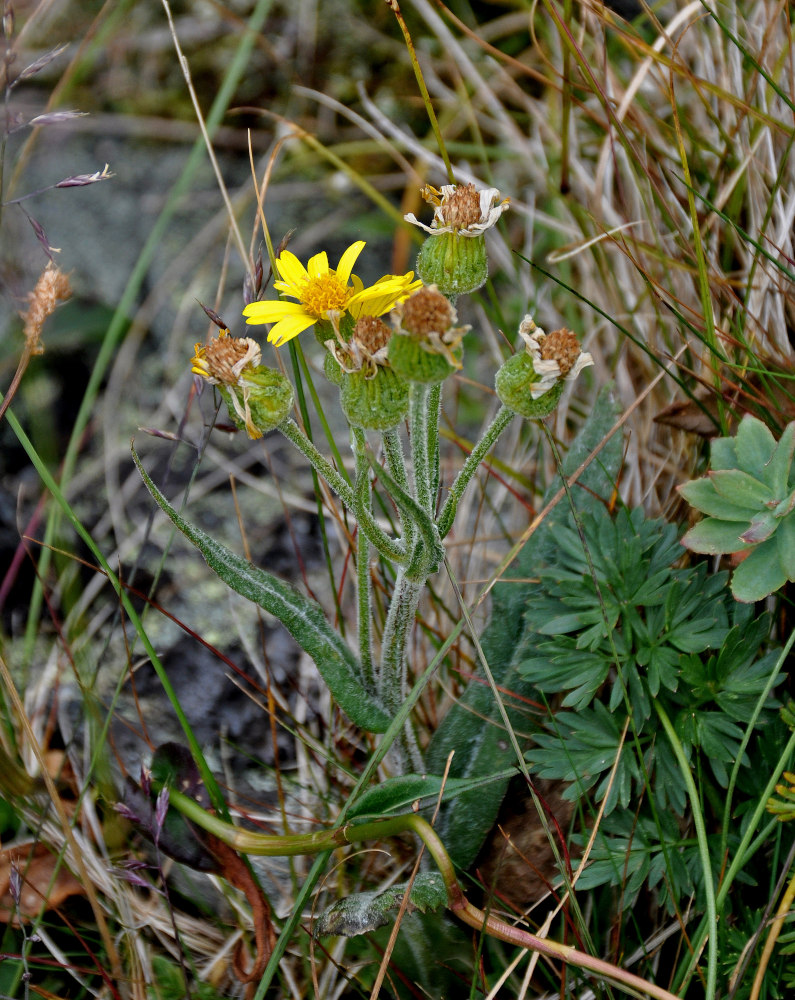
[301, 274, 353, 318]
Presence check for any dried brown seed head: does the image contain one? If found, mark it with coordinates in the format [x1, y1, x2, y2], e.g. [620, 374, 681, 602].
[398, 286, 456, 338]
[539, 328, 582, 377]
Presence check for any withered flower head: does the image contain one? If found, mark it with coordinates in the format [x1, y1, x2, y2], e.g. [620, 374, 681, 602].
[325, 313, 392, 378]
[191, 330, 267, 438]
[517, 316, 593, 398]
[389, 285, 471, 379]
[404, 183, 510, 237]
[191, 330, 261, 386]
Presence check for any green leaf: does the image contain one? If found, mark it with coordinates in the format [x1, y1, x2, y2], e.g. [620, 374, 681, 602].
[369, 458, 444, 579]
[314, 872, 447, 937]
[681, 518, 752, 555]
[347, 773, 489, 819]
[778, 514, 795, 581]
[426, 385, 625, 868]
[734, 414, 776, 479]
[525, 703, 639, 813]
[709, 469, 774, 508]
[741, 510, 778, 544]
[519, 649, 609, 711]
[132, 447, 391, 733]
[731, 538, 787, 602]
[678, 477, 758, 519]
[710, 435, 738, 470]
[765, 422, 795, 495]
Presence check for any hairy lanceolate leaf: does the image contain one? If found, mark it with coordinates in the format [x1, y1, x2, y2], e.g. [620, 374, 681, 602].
[132, 447, 391, 733]
[314, 872, 447, 938]
[347, 772, 499, 820]
[426, 385, 624, 868]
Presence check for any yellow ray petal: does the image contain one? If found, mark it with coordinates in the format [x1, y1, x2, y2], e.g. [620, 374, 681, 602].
[274, 250, 309, 286]
[336, 241, 366, 284]
[267, 314, 317, 346]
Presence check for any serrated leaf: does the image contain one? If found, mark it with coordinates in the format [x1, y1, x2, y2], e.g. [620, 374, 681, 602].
[314, 872, 447, 937]
[681, 518, 752, 555]
[132, 447, 391, 733]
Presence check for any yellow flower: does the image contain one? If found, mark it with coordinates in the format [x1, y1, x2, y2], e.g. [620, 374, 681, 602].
[242, 240, 421, 347]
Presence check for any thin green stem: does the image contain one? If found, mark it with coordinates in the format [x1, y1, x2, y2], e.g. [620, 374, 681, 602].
[437, 404, 514, 538]
[427, 382, 442, 511]
[386, 1, 455, 184]
[379, 567, 424, 770]
[383, 426, 415, 553]
[353, 428, 375, 693]
[278, 418, 406, 565]
[656, 703, 717, 1000]
[165, 787, 680, 1000]
[674, 723, 795, 995]
[720, 629, 795, 874]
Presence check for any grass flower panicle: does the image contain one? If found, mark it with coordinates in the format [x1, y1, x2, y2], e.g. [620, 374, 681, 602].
[242, 240, 421, 347]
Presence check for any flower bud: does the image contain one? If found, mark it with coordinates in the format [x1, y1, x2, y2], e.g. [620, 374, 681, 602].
[340, 367, 409, 431]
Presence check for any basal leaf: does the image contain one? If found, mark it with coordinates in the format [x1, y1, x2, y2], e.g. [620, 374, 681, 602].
[681, 518, 752, 555]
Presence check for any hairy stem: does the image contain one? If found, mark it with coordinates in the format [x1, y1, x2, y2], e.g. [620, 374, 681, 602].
[279, 417, 405, 564]
[165, 788, 680, 1000]
[437, 404, 514, 538]
[353, 428, 375, 693]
